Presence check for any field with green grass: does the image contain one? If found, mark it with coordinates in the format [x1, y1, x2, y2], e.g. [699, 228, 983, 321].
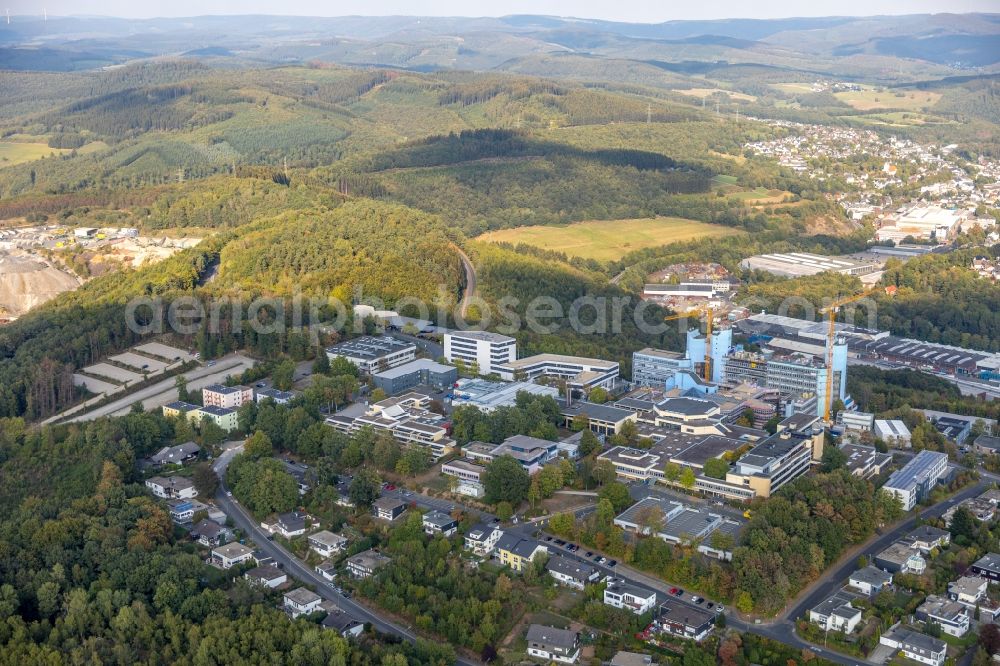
[0, 140, 70, 166]
[476, 217, 741, 262]
[771, 82, 817, 94]
[846, 111, 955, 128]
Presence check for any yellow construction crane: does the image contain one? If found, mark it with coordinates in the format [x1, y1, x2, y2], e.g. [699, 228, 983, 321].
[819, 290, 876, 422]
[664, 306, 715, 382]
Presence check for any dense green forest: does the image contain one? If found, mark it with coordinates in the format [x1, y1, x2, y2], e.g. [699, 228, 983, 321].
[874, 248, 1000, 351]
[214, 199, 463, 303]
[731, 470, 903, 614]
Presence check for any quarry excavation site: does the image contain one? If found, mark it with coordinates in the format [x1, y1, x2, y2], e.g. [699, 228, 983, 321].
[0, 252, 80, 318]
[0, 232, 200, 319]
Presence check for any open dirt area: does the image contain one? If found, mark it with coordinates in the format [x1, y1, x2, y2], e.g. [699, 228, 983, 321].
[70, 236, 202, 277]
[0, 253, 80, 317]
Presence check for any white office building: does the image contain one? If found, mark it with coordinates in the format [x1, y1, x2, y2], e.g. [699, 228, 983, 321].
[444, 330, 516, 376]
[631, 348, 692, 387]
[495, 354, 619, 391]
[882, 450, 949, 511]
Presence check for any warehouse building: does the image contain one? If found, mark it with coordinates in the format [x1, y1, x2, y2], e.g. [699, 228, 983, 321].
[874, 419, 912, 447]
[740, 252, 880, 278]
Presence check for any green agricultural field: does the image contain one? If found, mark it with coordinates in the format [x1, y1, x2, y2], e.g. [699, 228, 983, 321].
[0, 141, 70, 166]
[711, 174, 739, 186]
[847, 111, 955, 128]
[477, 217, 741, 262]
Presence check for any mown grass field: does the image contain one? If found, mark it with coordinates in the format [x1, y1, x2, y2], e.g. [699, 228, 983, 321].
[0, 141, 70, 166]
[477, 217, 742, 262]
[673, 87, 756, 102]
[732, 187, 793, 203]
[834, 88, 941, 111]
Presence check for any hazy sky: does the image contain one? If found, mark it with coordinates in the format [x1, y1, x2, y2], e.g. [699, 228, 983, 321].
[8, 0, 998, 23]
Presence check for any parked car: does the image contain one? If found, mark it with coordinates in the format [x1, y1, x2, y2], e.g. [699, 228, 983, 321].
[607, 559, 617, 567]
[673, 589, 684, 597]
[669, 587, 679, 595]
[695, 598, 705, 605]
[716, 605, 724, 613]
[585, 551, 593, 558]
[596, 556, 607, 564]
[555, 539, 566, 546]
[543, 536, 553, 542]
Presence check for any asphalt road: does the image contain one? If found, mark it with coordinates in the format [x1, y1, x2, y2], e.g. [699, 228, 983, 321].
[782, 480, 985, 627]
[211, 446, 479, 666]
[451, 243, 476, 320]
[65, 353, 255, 422]
[718, 480, 990, 666]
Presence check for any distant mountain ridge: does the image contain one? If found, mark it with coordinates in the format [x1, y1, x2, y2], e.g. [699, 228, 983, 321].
[0, 12, 997, 76]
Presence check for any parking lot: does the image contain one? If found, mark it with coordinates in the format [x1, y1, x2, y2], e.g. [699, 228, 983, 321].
[109, 351, 169, 372]
[80, 362, 144, 384]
